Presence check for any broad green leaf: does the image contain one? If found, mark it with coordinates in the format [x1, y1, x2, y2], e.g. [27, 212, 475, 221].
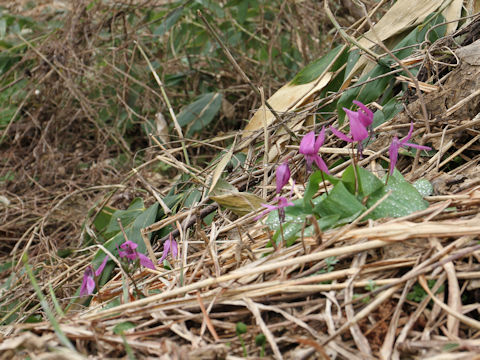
[291, 45, 347, 85]
[341, 165, 384, 197]
[102, 198, 145, 240]
[414, 178, 433, 197]
[315, 182, 366, 219]
[366, 169, 428, 219]
[93, 205, 116, 233]
[177, 92, 222, 136]
[304, 170, 340, 211]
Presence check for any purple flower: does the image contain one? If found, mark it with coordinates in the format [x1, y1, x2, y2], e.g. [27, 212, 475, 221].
[159, 234, 178, 264]
[299, 127, 329, 174]
[389, 122, 431, 175]
[118, 240, 156, 270]
[330, 101, 374, 156]
[79, 255, 109, 296]
[80, 266, 95, 296]
[119, 240, 138, 260]
[276, 161, 291, 193]
[352, 100, 373, 129]
[256, 195, 294, 224]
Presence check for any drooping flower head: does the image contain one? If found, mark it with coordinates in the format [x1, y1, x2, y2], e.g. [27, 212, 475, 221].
[389, 122, 431, 175]
[119, 240, 138, 261]
[79, 255, 109, 296]
[261, 196, 294, 223]
[275, 161, 291, 194]
[330, 101, 373, 157]
[299, 127, 329, 174]
[118, 240, 155, 270]
[80, 266, 95, 297]
[159, 234, 178, 264]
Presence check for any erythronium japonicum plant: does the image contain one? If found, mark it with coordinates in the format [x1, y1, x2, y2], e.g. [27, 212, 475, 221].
[299, 127, 329, 174]
[257, 161, 294, 224]
[118, 240, 156, 270]
[80, 255, 109, 296]
[389, 122, 431, 177]
[330, 100, 373, 158]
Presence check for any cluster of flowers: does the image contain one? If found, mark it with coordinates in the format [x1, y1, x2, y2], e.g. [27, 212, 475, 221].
[80, 101, 431, 296]
[80, 235, 178, 296]
[259, 101, 431, 220]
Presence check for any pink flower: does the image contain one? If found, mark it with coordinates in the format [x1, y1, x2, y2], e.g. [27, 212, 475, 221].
[330, 101, 373, 156]
[389, 122, 431, 175]
[159, 234, 178, 263]
[256, 195, 294, 224]
[119, 240, 138, 260]
[118, 240, 155, 269]
[79, 255, 109, 296]
[80, 267, 95, 297]
[275, 161, 291, 193]
[299, 127, 329, 174]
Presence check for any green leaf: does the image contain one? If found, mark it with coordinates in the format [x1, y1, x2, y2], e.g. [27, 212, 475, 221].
[341, 165, 384, 197]
[366, 170, 428, 219]
[153, 7, 184, 36]
[304, 170, 340, 210]
[413, 178, 433, 197]
[113, 321, 136, 334]
[101, 198, 145, 240]
[93, 205, 116, 233]
[315, 182, 366, 219]
[92, 202, 159, 285]
[291, 45, 347, 85]
[177, 92, 222, 136]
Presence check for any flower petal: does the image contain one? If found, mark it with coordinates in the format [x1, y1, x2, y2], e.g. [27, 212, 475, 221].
[94, 255, 109, 277]
[400, 122, 414, 144]
[138, 253, 156, 269]
[275, 161, 290, 193]
[313, 126, 326, 152]
[120, 240, 138, 250]
[330, 126, 353, 143]
[159, 238, 172, 263]
[170, 239, 178, 259]
[80, 267, 95, 296]
[299, 131, 316, 155]
[402, 142, 431, 151]
[389, 137, 401, 175]
[348, 112, 369, 142]
[313, 155, 329, 174]
[353, 100, 373, 127]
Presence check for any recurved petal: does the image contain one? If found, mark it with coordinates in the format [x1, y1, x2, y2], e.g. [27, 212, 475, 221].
[330, 126, 353, 143]
[94, 255, 109, 277]
[138, 253, 156, 269]
[353, 101, 373, 126]
[389, 137, 401, 175]
[313, 155, 329, 174]
[314, 126, 326, 152]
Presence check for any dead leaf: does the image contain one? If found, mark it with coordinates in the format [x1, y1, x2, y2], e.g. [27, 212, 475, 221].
[209, 139, 235, 194]
[209, 179, 263, 216]
[241, 73, 332, 141]
[154, 112, 169, 145]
